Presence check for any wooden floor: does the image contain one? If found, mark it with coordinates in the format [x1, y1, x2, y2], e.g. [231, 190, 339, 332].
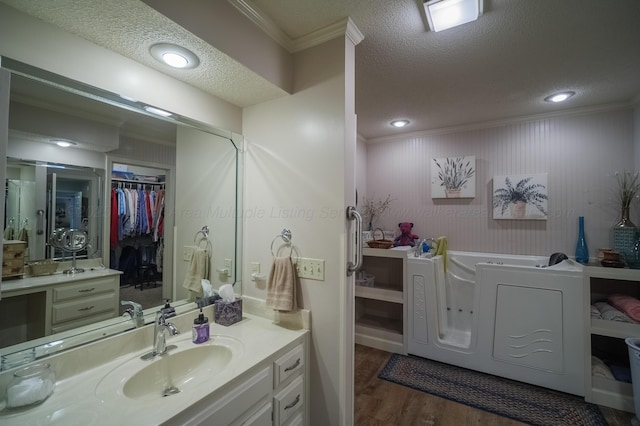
[354, 344, 635, 426]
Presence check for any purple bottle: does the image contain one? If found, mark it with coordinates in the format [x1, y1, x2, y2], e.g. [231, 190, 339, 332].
[192, 309, 209, 344]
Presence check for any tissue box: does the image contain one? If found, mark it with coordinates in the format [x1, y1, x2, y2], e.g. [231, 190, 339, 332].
[214, 298, 243, 326]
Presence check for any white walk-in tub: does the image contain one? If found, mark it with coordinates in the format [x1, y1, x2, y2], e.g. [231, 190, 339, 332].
[407, 250, 585, 396]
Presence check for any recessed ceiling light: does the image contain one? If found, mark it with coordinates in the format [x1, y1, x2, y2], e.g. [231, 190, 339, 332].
[51, 139, 76, 148]
[149, 43, 200, 69]
[424, 0, 483, 32]
[391, 119, 410, 128]
[544, 91, 575, 103]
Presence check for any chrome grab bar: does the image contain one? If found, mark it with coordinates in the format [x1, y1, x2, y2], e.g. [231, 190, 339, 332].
[346, 206, 363, 276]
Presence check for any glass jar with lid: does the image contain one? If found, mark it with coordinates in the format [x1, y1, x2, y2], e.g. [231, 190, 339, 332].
[6, 363, 55, 408]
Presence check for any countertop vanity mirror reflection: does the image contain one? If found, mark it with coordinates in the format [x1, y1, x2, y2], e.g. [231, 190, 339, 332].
[0, 58, 243, 369]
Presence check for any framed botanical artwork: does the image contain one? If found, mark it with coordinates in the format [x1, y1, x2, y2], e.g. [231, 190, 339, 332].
[492, 173, 548, 220]
[431, 156, 476, 199]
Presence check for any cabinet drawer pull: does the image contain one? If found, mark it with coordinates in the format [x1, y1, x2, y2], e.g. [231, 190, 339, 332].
[284, 358, 300, 372]
[78, 288, 95, 293]
[78, 305, 95, 311]
[284, 394, 300, 411]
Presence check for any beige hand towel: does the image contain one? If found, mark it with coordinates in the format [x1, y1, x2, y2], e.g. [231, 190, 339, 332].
[182, 248, 210, 293]
[266, 257, 297, 312]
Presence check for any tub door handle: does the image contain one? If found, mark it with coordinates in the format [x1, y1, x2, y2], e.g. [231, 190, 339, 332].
[346, 206, 363, 276]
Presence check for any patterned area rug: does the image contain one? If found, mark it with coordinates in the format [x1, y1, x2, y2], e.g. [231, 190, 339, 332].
[379, 353, 608, 426]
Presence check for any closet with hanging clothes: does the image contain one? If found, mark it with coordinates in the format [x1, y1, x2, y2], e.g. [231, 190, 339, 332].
[110, 164, 167, 292]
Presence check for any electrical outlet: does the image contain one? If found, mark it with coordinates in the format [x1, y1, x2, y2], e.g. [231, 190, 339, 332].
[224, 258, 233, 274]
[183, 246, 196, 262]
[296, 258, 325, 281]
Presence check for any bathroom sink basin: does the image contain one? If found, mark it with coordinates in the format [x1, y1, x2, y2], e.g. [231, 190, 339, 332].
[95, 335, 243, 402]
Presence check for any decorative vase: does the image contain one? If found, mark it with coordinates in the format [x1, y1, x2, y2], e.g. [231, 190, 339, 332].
[510, 201, 527, 219]
[575, 216, 589, 264]
[613, 207, 637, 255]
[445, 188, 461, 198]
[616, 206, 636, 228]
[626, 232, 640, 269]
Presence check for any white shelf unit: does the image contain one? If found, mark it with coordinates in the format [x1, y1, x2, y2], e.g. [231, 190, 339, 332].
[355, 248, 407, 354]
[584, 265, 640, 413]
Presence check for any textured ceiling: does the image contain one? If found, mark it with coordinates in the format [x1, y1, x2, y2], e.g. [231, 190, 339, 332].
[0, 0, 288, 107]
[3, 0, 640, 140]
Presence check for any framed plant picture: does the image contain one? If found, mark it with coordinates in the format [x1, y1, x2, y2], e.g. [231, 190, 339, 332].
[431, 156, 476, 199]
[492, 173, 548, 220]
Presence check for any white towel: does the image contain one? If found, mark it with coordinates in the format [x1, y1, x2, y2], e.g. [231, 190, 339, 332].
[591, 356, 615, 380]
[590, 304, 602, 319]
[594, 302, 633, 323]
[266, 257, 297, 312]
[182, 248, 210, 293]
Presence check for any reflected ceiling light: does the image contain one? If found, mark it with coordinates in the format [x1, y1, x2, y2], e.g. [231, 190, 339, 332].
[544, 91, 575, 103]
[391, 119, 410, 128]
[149, 43, 200, 69]
[424, 0, 483, 32]
[51, 139, 76, 148]
[143, 105, 173, 117]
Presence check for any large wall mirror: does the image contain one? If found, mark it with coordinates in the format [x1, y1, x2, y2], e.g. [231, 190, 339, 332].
[0, 58, 243, 367]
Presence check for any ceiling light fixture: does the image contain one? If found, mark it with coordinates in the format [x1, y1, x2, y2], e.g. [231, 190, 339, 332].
[544, 91, 575, 103]
[391, 119, 410, 128]
[424, 0, 483, 32]
[149, 43, 200, 69]
[51, 139, 77, 148]
[143, 105, 173, 117]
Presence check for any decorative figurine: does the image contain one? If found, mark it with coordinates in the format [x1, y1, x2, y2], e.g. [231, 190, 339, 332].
[393, 222, 419, 247]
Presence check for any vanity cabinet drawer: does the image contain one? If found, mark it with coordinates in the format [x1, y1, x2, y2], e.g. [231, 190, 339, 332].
[282, 412, 303, 426]
[274, 375, 303, 426]
[274, 344, 304, 387]
[52, 292, 117, 324]
[53, 276, 116, 302]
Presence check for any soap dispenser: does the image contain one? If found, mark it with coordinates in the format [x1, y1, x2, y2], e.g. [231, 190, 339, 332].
[192, 308, 209, 344]
[161, 299, 176, 318]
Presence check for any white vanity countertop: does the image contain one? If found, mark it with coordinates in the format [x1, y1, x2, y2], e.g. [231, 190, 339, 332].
[1, 268, 121, 295]
[0, 313, 308, 425]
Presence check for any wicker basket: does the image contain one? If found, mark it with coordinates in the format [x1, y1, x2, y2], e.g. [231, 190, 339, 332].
[367, 228, 394, 249]
[28, 260, 59, 276]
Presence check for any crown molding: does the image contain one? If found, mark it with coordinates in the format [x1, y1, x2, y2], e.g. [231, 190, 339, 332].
[227, 0, 294, 51]
[227, 0, 362, 53]
[365, 101, 634, 144]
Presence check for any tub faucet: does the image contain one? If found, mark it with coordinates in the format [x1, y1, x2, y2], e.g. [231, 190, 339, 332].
[415, 238, 438, 257]
[143, 311, 179, 359]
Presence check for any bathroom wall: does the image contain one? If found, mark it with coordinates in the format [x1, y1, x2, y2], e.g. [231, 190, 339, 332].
[364, 106, 634, 257]
[634, 102, 640, 171]
[243, 36, 353, 425]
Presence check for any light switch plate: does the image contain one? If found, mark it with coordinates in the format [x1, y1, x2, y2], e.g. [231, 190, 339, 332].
[296, 258, 325, 281]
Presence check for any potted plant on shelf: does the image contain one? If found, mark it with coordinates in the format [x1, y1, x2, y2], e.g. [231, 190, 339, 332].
[615, 171, 640, 228]
[493, 176, 547, 219]
[433, 157, 475, 198]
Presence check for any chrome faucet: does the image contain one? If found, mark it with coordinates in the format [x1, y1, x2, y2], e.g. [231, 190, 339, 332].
[121, 300, 145, 328]
[141, 311, 179, 360]
[154, 311, 179, 355]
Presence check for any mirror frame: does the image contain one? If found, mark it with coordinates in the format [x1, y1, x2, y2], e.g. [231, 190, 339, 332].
[0, 57, 244, 366]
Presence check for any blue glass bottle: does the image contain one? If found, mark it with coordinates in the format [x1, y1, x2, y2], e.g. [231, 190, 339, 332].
[575, 216, 589, 264]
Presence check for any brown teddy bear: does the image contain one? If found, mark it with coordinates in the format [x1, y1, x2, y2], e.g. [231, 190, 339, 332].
[393, 222, 419, 247]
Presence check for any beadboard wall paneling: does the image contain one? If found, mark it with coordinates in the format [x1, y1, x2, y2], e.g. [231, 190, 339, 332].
[365, 108, 634, 257]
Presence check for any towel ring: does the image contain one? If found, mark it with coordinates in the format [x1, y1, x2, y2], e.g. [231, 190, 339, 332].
[270, 228, 293, 257]
[193, 225, 210, 244]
